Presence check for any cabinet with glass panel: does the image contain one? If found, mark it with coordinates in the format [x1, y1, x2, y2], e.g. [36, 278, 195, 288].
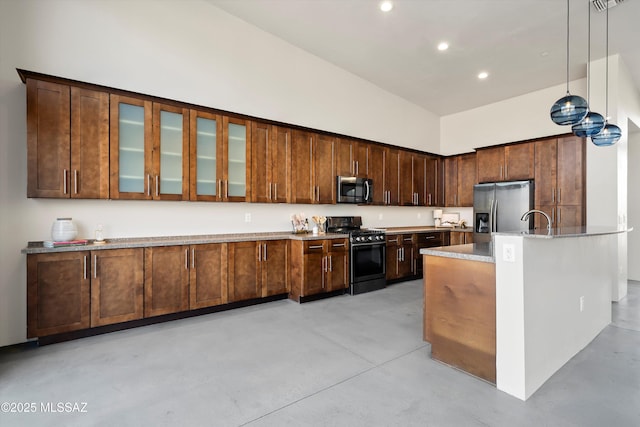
[110, 95, 189, 200]
[189, 110, 251, 202]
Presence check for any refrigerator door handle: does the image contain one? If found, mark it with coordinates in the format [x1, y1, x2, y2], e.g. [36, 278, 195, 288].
[492, 198, 498, 232]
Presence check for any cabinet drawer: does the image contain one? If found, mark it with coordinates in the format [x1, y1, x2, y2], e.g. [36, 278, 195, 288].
[328, 239, 348, 252]
[416, 232, 444, 247]
[304, 240, 327, 253]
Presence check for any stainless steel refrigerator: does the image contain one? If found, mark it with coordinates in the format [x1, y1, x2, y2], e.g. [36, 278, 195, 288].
[473, 180, 534, 243]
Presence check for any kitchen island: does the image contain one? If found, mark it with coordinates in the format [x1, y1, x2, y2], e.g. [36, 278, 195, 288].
[421, 226, 628, 401]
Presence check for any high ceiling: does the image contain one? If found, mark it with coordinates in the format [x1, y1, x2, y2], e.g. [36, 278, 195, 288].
[206, 0, 640, 116]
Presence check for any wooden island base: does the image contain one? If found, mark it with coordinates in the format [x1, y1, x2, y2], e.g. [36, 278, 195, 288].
[423, 254, 496, 383]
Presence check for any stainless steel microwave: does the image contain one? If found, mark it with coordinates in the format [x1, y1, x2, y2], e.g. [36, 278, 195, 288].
[336, 176, 373, 204]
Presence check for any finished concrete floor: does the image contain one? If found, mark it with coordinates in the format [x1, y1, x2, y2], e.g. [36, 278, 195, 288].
[1, 280, 638, 426]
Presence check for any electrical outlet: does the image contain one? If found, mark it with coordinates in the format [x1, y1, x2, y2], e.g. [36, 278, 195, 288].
[378, 213, 383, 220]
[245, 213, 252, 223]
[417, 213, 422, 219]
[503, 244, 515, 263]
[580, 296, 585, 312]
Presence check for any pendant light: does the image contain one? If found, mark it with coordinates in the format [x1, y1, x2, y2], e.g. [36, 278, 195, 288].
[591, 1, 622, 146]
[572, 2, 605, 137]
[550, 0, 588, 126]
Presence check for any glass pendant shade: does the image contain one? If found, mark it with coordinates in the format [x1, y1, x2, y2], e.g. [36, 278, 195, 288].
[572, 111, 605, 137]
[550, 94, 589, 125]
[591, 122, 622, 146]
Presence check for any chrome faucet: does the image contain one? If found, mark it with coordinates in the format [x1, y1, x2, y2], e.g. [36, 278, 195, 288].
[520, 209, 552, 232]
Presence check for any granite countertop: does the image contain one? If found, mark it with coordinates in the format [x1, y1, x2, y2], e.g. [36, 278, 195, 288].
[383, 226, 473, 235]
[420, 242, 494, 263]
[22, 231, 349, 254]
[493, 226, 632, 239]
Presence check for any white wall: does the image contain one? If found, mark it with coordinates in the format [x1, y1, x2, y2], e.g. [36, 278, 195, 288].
[0, 0, 441, 347]
[627, 128, 640, 280]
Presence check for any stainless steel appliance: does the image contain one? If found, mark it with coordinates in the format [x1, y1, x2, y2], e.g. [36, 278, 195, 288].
[473, 180, 534, 243]
[336, 176, 373, 204]
[325, 216, 386, 295]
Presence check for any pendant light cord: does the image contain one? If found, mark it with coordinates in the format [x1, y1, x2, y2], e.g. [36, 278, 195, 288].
[565, 0, 570, 94]
[586, 2, 591, 103]
[605, 2, 609, 119]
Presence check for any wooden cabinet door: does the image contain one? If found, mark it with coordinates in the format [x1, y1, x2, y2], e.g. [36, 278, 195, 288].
[189, 243, 228, 309]
[535, 204, 556, 229]
[228, 241, 261, 302]
[315, 133, 336, 204]
[444, 157, 458, 207]
[425, 156, 438, 206]
[384, 149, 399, 205]
[368, 144, 385, 204]
[534, 138, 558, 206]
[26, 79, 70, 198]
[27, 252, 90, 338]
[189, 109, 223, 201]
[335, 137, 355, 176]
[413, 154, 426, 206]
[304, 251, 326, 295]
[476, 146, 504, 183]
[70, 87, 109, 199]
[327, 250, 348, 291]
[449, 231, 463, 246]
[557, 205, 583, 227]
[272, 126, 291, 203]
[399, 151, 414, 206]
[152, 103, 189, 200]
[291, 130, 315, 204]
[505, 143, 534, 181]
[110, 94, 153, 200]
[557, 135, 584, 206]
[457, 153, 477, 207]
[251, 122, 272, 203]
[144, 246, 190, 317]
[91, 248, 144, 327]
[262, 240, 289, 297]
[386, 236, 399, 280]
[398, 235, 414, 278]
[354, 142, 368, 178]
[222, 116, 251, 202]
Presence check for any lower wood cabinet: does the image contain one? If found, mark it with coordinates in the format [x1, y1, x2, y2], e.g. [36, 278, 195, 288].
[289, 238, 348, 301]
[189, 243, 228, 309]
[449, 231, 473, 246]
[386, 234, 414, 281]
[228, 240, 289, 303]
[413, 232, 449, 277]
[144, 246, 190, 317]
[91, 248, 144, 327]
[27, 251, 90, 338]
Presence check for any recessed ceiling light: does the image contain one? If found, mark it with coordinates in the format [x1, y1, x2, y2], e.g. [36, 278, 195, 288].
[437, 42, 449, 51]
[380, 1, 393, 12]
[478, 71, 489, 79]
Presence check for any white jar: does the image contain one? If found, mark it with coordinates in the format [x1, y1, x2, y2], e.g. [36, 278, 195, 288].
[51, 218, 78, 241]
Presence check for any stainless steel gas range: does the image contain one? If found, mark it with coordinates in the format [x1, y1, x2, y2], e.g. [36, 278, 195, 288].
[325, 216, 386, 295]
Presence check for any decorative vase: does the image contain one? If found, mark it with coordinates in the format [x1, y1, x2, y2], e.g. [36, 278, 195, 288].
[51, 218, 78, 242]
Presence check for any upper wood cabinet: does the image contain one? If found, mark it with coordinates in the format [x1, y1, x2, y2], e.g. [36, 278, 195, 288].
[534, 135, 585, 228]
[399, 152, 427, 206]
[336, 137, 367, 177]
[291, 130, 336, 204]
[425, 156, 441, 206]
[367, 144, 386, 204]
[26, 79, 109, 198]
[251, 123, 290, 203]
[188, 111, 251, 202]
[444, 153, 476, 207]
[476, 143, 534, 183]
[383, 148, 400, 205]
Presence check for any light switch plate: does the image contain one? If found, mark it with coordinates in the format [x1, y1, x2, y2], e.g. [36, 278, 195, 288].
[245, 213, 252, 223]
[503, 244, 515, 263]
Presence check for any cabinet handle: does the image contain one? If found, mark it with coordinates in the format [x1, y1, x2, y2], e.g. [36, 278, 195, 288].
[74, 170, 78, 194]
[93, 254, 97, 278]
[274, 183, 278, 201]
[332, 243, 345, 247]
[155, 175, 159, 196]
[424, 235, 436, 240]
[263, 243, 267, 261]
[185, 249, 188, 269]
[558, 207, 561, 225]
[63, 169, 68, 194]
[147, 174, 151, 196]
[192, 248, 195, 269]
[309, 245, 324, 249]
[558, 188, 561, 204]
[500, 165, 504, 179]
[551, 208, 555, 225]
[268, 182, 272, 200]
[258, 244, 262, 262]
[322, 257, 326, 288]
[83, 255, 87, 279]
[329, 255, 333, 272]
[552, 188, 555, 203]
[505, 164, 508, 179]
[317, 186, 320, 202]
[217, 180, 221, 198]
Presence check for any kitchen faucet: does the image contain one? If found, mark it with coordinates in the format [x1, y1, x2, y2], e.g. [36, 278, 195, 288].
[520, 209, 552, 232]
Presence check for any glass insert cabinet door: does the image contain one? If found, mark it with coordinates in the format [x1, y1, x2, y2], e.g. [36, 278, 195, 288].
[153, 103, 189, 200]
[110, 95, 152, 199]
[225, 117, 249, 201]
[190, 110, 221, 201]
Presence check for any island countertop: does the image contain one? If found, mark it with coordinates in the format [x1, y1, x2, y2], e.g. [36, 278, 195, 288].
[493, 225, 630, 239]
[420, 242, 494, 263]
